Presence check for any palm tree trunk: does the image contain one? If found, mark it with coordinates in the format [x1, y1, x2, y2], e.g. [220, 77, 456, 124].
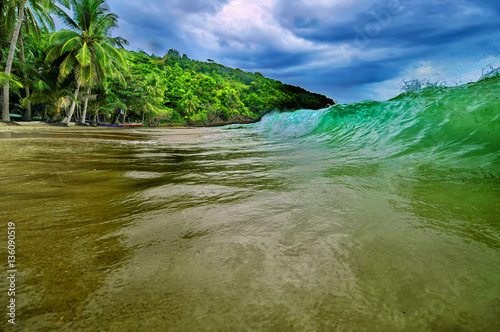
[80, 86, 91, 125]
[51, 103, 60, 122]
[2, 0, 27, 122]
[61, 82, 81, 125]
[113, 109, 121, 124]
[20, 31, 31, 121]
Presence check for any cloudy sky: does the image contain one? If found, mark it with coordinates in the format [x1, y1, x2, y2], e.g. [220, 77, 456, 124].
[101, 0, 499, 103]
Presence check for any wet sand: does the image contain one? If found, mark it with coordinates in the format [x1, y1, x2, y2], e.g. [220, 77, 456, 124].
[0, 122, 224, 143]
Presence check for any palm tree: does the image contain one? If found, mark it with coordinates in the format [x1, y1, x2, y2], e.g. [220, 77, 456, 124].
[46, 0, 128, 125]
[140, 72, 166, 125]
[88, 87, 125, 124]
[0, 2, 16, 55]
[30, 79, 72, 121]
[1, 0, 27, 122]
[1, 0, 69, 122]
[0, 73, 23, 118]
[19, 0, 63, 120]
[181, 91, 200, 116]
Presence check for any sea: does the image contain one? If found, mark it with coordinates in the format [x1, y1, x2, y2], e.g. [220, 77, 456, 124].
[0, 73, 499, 331]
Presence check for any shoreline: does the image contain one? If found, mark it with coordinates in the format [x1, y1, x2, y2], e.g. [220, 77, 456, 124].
[0, 122, 226, 143]
[0, 121, 194, 129]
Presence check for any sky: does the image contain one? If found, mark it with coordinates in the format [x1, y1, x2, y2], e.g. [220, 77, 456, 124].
[100, 0, 499, 103]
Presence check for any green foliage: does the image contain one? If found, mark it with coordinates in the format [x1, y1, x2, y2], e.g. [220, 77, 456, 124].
[0, 72, 23, 90]
[46, 0, 128, 88]
[107, 50, 334, 125]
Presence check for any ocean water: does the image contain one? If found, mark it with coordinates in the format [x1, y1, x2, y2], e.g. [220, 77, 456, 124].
[0, 75, 499, 331]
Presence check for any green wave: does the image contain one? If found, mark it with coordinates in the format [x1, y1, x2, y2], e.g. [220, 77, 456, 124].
[256, 76, 500, 175]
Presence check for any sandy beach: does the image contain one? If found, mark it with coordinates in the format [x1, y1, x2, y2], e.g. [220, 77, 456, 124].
[0, 122, 224, 143]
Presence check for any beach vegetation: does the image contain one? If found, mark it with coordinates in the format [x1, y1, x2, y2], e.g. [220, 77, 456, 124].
[1, 0, 334, 126]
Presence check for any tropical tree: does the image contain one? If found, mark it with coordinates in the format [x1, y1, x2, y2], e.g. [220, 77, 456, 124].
[30, 79, 73, 120]
[0, 2, 16, 57]
[0, 72, 23, 94]
[180, 91, 200, 116]
[19, 0, 62, 120]
[134, 72, 166, 125]
[46, 0, 128, 125]
[87, 87, 125, 124]
[2, 0, 69, 122]
[1, 70, 23, 120]
[2, 0, 28, 121]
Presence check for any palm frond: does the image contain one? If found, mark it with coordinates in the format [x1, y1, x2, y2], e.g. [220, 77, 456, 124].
[33, 79, 51, 91]
[26, 0, 55, 32]
[76, 41, 91, 66]
[101, 42, 127, 69]
[61, 36, 82, 53]
[0, 73, 23, 89]
[93, 41, 109, 68]
[48, 29, 79, 47]
[44, 45, 62, 62]
[56, 0, 71, 9]
[53, 5, 79, 31]
[59, 53, 76, 80]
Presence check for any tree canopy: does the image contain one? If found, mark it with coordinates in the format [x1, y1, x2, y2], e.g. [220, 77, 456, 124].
[105, 50, 334, 126]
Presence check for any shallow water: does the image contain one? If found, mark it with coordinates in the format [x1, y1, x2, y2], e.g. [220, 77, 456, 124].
[0, 124, 499, 331]
[1, 76, 500, 331]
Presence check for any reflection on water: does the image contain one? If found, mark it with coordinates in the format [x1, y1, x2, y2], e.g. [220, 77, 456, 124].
[0, 129, 499, 331]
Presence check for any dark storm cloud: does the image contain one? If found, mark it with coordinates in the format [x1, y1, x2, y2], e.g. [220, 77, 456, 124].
[275, 55, 415, 99]
[104, 0, 500, 102]
[221, 45, 313, 71]
[274, 0, 499, 49]
[107, 0, 230, 57]
[174, 0, 230, 14]
[145, 40, 165, 54]
[208, 27, 314, 70]
[268, 0, 500, 100]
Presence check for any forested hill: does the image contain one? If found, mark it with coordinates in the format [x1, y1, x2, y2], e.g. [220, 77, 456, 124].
[109, 49, 335, 125]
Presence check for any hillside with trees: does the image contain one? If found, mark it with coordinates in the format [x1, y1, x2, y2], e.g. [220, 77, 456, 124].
[1, 0, 334, 126]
